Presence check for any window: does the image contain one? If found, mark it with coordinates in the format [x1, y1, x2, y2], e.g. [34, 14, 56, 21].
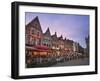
[32, 29, 34, 35]
[37, 32, 39, 36]
[32, 39, 36, 45]
[36, 39, 39, 45]
[39, 39, 41, 45]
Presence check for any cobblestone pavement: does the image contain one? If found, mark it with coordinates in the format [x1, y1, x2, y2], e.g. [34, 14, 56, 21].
[52, 57, 89, 67]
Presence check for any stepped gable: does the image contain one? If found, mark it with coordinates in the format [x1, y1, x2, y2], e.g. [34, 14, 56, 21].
[64, 37, 67, 42]
[58, 35, 63, 40]
[64, 37, 67, 40]
[44, 27, 51, 36]
[26, 16, 43, 33]
[51, 32, 57, 38]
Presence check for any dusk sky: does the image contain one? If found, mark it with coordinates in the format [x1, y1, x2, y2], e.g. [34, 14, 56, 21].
[25, 12, 89, 48]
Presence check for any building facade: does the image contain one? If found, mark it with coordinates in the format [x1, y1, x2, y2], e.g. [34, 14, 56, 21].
[58, 35, 64, 50]
[51, 32, 59, 50]
[42, 28, 52, 48]
[65, 39, 74, 52]
[26, 16, 43, 46]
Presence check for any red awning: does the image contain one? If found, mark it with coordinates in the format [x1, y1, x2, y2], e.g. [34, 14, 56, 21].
[34, 45, 49, 50]
[26, 45, 52, 52]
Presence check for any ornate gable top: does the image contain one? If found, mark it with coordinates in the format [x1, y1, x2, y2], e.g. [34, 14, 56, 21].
[58, 35, 63, 40]
[44, 27, 51, 36]
[51, 32, 57, 38]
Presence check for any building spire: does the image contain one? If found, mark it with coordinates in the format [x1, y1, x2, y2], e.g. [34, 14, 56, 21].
[61, 35, 63, 38]
[55, 32, 57, 35]
[54, 32, 57, 37]
[44, 27, 51, 36]
[64, 37, 67, 40]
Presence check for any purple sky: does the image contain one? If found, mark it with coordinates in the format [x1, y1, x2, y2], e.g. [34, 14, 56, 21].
[25, 12, 89, 48]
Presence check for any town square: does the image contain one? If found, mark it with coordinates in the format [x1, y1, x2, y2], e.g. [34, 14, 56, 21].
[25, 13, 89, 68]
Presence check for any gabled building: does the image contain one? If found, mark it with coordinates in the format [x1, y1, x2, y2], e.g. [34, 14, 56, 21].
[58, 35, 64, 49]
[65, 39, 74, 52]
[64, 37, 68, 50]
[25, 16, 43, 46]
[63, 37, 74, 53]
[42, 27, 52, 48]
[51, 32, 59, 50]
